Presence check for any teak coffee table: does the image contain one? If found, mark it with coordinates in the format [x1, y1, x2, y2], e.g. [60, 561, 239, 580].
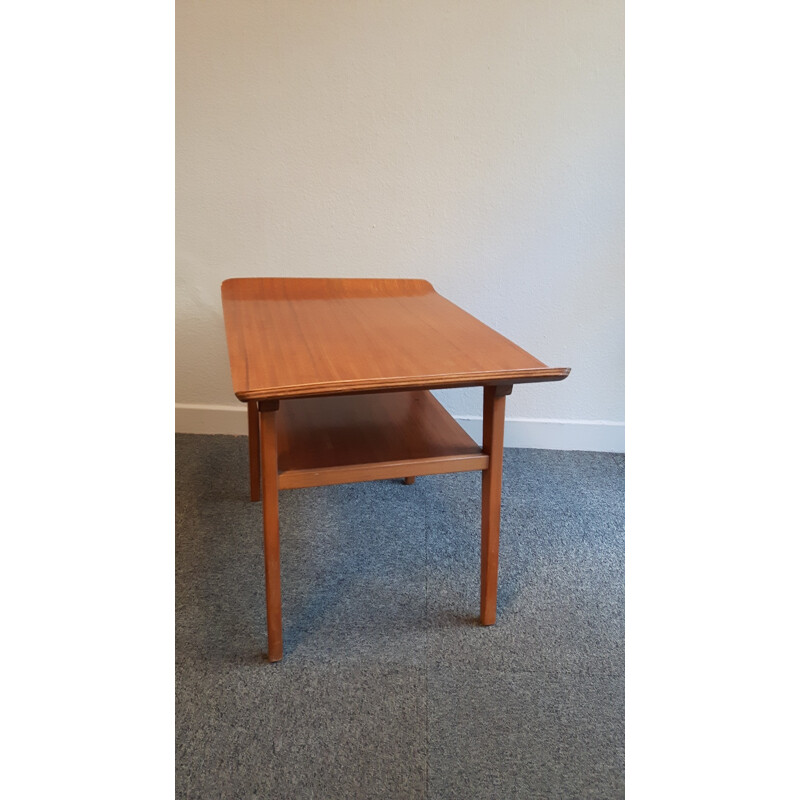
[221, 277, 570, 661]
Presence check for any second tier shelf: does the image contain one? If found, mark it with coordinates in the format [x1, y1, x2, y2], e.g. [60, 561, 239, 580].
[276, 390, 488, 489]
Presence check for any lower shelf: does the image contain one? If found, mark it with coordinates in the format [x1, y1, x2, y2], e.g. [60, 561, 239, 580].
[276, 390, 488, 489]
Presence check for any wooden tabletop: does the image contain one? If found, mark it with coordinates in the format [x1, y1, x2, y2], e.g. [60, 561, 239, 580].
[221, 277, 570, 401]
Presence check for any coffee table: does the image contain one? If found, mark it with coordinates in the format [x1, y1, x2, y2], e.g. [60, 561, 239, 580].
[221, 277, 570, 661]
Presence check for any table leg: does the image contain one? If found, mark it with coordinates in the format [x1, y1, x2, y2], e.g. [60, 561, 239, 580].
[248, 400, 261, 501]
[259, 400, 283, 661]
[480, 385, 511, 625]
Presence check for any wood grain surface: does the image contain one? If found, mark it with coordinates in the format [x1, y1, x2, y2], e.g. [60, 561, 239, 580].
[221, 278, 570, 401]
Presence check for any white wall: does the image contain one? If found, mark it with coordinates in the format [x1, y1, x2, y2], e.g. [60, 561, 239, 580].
[176, 0, 624, 451]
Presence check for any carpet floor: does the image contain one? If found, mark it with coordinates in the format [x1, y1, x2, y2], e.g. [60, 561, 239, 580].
[176, 434, 625, 799]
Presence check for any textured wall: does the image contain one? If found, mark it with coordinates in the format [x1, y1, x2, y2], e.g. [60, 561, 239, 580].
[176, 0, 623, 424]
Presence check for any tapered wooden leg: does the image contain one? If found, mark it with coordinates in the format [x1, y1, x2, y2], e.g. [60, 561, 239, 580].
[259, 400, 282, 661]
[403, 476, 416, 485]
[248, 401, 261, 501]
[480, 385, 511, 625]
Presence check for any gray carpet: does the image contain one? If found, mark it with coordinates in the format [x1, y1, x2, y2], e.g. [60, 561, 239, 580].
[176, 434, 625, 799]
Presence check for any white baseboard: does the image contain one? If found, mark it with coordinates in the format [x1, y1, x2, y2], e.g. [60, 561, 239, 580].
[176, 403, 250, 435]
[453, 416, 624, 453]
[176, 404, 624, 453]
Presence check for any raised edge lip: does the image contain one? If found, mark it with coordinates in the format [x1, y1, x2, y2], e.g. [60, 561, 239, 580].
[233, 366, 572, 402]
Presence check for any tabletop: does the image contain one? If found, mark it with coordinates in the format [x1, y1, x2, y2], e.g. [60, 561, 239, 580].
[221, 277, 570, 402]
